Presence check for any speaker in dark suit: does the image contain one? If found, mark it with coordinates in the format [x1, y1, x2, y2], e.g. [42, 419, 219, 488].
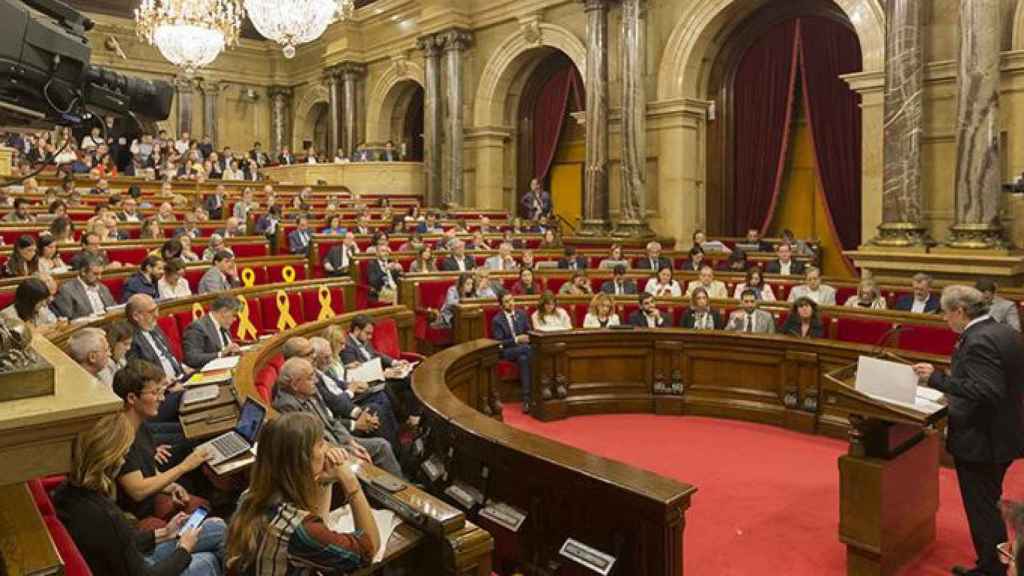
[913, 286, 1024, 576]
[181, 297, 242, 369]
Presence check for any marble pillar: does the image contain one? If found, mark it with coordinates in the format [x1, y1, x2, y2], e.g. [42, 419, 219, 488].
[579, 0, 611, 235]
[442, 29, 473, 209]
[948, 0, 1005, 248]
[872, 0, 929, 247]
[269, 86, 292, 157]
[338, 62, 366, 157]
[614, 0, 654, 239]
[324, 68, 342, 158]
[202, 80, 220, 149]
[418, 34, 444, 208]
[174, 76, 196, 137]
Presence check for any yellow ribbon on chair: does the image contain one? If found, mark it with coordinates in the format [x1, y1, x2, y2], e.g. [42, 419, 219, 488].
[317, 286, 336, 321]
[191, 303, 205, 321]
[236, 295, 258, 340]
[241, 268, 256, 288]
[276, 290, 297, 331]
[281, 266, 296, 284]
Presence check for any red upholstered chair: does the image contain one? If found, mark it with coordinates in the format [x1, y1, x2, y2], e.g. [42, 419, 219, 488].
[259, 292, 303, 335]
[231, 243, 268, 258]
[106, 247, 148, 266]
[835, 286, 858, 306]
[239, 265, 269, 287]
[0, 291, 15, 311]
[300, 287, 345, 320]
[156, 316, 184, 360]
[43, 516, 93, 576]
[898, 324, 958, 356]
[267, 263, 307, 284]
[102, 276, 126, 303]
[833, 316, 895, 346]
[524, 238, 541, 249]
[183, 268, 206, 292]
[267, 353, 285, 371]
[315, 240, 342, 276]
[254, 365, 278, 403]
[27, 478, 56, 517]
[545, 277, 569, 294]
[372, 318, 425, 362]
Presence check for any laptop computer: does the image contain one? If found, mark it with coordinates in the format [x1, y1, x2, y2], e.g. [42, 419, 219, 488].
[198, 397, 267, 465]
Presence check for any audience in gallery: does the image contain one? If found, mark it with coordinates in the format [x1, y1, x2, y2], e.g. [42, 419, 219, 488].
[532, 291, 574, 332]
[53, 254, 115, 320]
[197, 251, 238, 295]
[437, 272, 477, 328]
[893, 273, 941, 314]
[65, 326, 117, 386]
[600, 264, 638, 296]
[560, 270, 594, 296]
[727, 289, 776, 334]
[491, 291, 536, 412]
[684, 264, 728, 299]
[781, 296, 825, 339]
[510, 267, 542, 296]
[976, 279, 1021, 332]
[680, 287, 724, 330]
[787, 266, 837, 306]
[645, 264, 683, 298]
[583, 292, 621, 328]
[732, 267, 776, 301]
[844, 279, 887, 310]
[765, 242, 805, 276]
[628, 292, 672, 328]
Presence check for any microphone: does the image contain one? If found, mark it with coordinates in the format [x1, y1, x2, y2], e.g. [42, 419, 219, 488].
[870, 324, 911, 358]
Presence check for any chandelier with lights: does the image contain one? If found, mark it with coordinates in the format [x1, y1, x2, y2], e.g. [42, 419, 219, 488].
[243, 0, 355, 58]
[135, 0, 242, 76]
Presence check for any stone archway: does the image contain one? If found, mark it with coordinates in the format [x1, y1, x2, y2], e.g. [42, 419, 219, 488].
[292, 84, 330, 153]
[366, 59, 425, 144]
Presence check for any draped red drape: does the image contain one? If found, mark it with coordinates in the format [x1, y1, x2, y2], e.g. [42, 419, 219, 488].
[731, 20, 800, 236]
[798, 16, 864, 251]
[533, 66, 583, 183]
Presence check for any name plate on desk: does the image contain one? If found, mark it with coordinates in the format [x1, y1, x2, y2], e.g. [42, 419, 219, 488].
[443, 481, 482, 510]
[479, 501, 526, 532]
[559, 538, 616, 575]
[421, 454, 446, 482]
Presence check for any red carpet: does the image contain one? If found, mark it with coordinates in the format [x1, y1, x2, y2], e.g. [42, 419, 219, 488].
[501, 409, 1024, 575]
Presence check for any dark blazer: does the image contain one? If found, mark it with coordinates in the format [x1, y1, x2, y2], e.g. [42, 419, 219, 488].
[680, 309, 724, 330]
[491, 309, 531, 349]
[53, 277, 116, 320]
[929, 318, 1024, 463]
[635, 256, 673, 271]
[627, 309, 672, 328]
[340, 335, 394, 368]
[324, 245, 354, 277]
[182, 315, 231, 369]
[173, 226, 199, 239]
[678, 259, 706, 273]
[557, 256, 588, 270]
[128, 326, 184, 379]
[202, 194, 225, 220]
[764, 259, 806, 276]
[366, 259, 401, 299]
[121, 272, 158, 302]
[288, 229, 312, 255]
[600, 279, 638, 295]
[440, 255, 476, 272]
[779, 316, 824, 338]
[893, 294, 941, 314]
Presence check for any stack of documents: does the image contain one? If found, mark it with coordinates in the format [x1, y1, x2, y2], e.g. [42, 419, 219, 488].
[202, 355, 240, 372]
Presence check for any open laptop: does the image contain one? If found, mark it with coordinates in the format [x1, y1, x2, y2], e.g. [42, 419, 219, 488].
[198, 397, 267, 465]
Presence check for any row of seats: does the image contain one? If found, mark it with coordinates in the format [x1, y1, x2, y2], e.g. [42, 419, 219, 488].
[27, 477, 91, 576]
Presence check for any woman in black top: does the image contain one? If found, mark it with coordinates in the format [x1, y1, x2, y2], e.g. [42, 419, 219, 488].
[5, 235, 38, 278]
[52, 412, 224, 576]
[781, 296, 825, 338]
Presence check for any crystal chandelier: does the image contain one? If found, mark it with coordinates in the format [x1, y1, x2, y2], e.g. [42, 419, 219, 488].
[243, 0, 355, 58]
[135, 0, 242, 76]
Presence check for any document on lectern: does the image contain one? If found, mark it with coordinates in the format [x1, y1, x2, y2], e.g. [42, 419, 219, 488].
[855, 355, 944, 415]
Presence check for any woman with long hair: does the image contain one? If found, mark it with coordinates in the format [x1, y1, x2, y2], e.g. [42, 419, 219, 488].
[436, 272, 476, 328]
[141, 218, 164, 240]
[531, 290, 573, 331]
[5, 235, 38, 277]
[781, 296, 825, 338]
[732, 267, 776, 301]
[583, 292, 621, 328]
[409, 243, 437, 273]
[225, 412, 378, 574]
[35, 235, 68, 275]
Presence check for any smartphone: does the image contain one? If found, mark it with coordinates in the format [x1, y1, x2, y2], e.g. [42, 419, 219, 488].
[178, 506, 209, 536]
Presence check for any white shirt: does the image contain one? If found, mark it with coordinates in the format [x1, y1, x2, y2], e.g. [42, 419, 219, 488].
[142, 331, 177, 378]
[643, 312, 662, 328]
[79, 278, 107, 315]
[963, 315, 990, 333]
[911, 297, 928, 314]
[583, 313, 620, 328]
[645, 279, 682, 298]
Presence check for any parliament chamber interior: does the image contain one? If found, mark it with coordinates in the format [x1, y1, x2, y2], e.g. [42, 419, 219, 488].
[4, 0, 1024, 575]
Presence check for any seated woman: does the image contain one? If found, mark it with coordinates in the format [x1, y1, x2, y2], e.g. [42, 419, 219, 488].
[225, 413, 378, 575]
[436, 272, 476, 328]
[598, 243, 629, 271]
[53, 412, 226, 576]
[178, 235, 201, 263]
[409, 245, 437, 274]
[781, 296, 825, 338]
[468, 230, 491, 251]
[559, 270, 594, 296]
[732, 267, 776, 301]
[844, 279, 887, 309]
[538, 228, 561, 250]
[680, 245, 706, 273]
[510, 267, 542, 296]
[5, 235, 37, 278]
[531, 291, 573, 331]
[321, 214, 346, 235]
[107, 320, 135, 372]
[1, 276, 59, 329]
[583, 292, 621, 328]
[644, 265, 683, 298]
[35, 235, 68, 275]
[398, 232, 426, 253]
[680, 287, 723, 330]
[140, 217, 164, 240]
[321, 325, 349, 383]
[158, 258, 193, 300]
[724, 248, 749, 272]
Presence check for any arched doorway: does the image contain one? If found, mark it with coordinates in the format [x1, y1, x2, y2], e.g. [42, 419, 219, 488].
[384, 81, 424, 161]
[302, 101, 329, 158]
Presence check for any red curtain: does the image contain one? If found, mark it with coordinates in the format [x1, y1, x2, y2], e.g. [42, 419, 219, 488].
[731, 20, 800, 236]
[798, 16, 863, 251]
[533, 66, 583, 183]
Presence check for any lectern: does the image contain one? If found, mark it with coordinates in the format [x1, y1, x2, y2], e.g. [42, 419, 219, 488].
[826, 362, 947, 576]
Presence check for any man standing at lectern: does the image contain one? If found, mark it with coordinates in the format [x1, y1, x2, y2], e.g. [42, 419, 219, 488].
[913, 285, 1024, 576]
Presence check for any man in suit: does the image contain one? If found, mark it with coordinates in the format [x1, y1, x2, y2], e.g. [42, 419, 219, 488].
[913, 286, 1024, 576]
[219, 217, 245, 239]
[685, 265, 729, 299]
[490, 292, 535, 413]
[628, 292, 672, 328]
[116, 197, 141, 223]
[636, 241, 673, 272]
[249, 141, 269, 169]
[764, 243, 806, 276]
[743, 228, 771, 253]
[440, 240, 476, 272]
[323, 232, 360, 277]
[601, 264, 639, 296]
[726, 289, 776, 334]
[340, 314, 421, 426]
[976, 279, 1021, 332]
[125, 294, 189, 382]
[557, 246, 588, 271]
[894, 273, 941, 314]
[786, 266, 837, 306]
[202, 184, 226, 220]
[272, 357, 403, 478]
[484, 242, 519, 272]
[173, 213, 200, 239]
[197, 251, 238, 294]
[52, 254, 115, 320]
[521, 178, 552, 220]
[278, 147, 296, 165]
[181, 296, 242, 369]
[122, 255, 164, 302]
[288, 216, 313, 255]
[366, 246, 403, 302]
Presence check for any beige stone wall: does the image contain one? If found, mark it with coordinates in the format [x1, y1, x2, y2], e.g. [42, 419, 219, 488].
[85, 0, 1024, 245]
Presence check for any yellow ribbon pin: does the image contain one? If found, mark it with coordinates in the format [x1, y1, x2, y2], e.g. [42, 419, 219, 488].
[236, 295, 258, 340]
[281, 266, 296, 284]
[241, 268, 256, 288]
[317, 286, 336, 321]
[191, 303, 205, 320]
[276, 290, 297, 331]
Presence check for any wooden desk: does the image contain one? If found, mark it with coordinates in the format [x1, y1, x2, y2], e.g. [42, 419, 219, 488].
[0, 482, 62, 576]
[264, 162, 423, 198]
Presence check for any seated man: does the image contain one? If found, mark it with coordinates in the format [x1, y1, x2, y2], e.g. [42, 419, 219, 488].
[441, 240, 476, 272]
[272, 357, 403, 478]
[484, 241, 519, 272]
[726, 289, 776, 334]
[126, 294, 190, 383]
[600, 264, 638, 296]
[122, 255, 164, 302]
[685, 264, 728, 299]
[52, 254, 115, 320]
[557, 246, 588, 270]
[65, 326, 117, 386]
[474, 268, 505, 299]
[764, 243, 805, 276]
[366, 245, 403, 303]
[787, 266, 836, 306]
[288, 216, 313, 255]
[323, 232, 361, 277]
[182, 296, 242, 369]
[341, 315, 420, 426]
[636, 241, 672, 271]
[197, 250, 238, 294]
[627, 292, 672, 328]
[976, 279, 1021, 332]
[490, 292, 535, 413]
[220, 216, 245, 238]
[893, 273, 940, 313]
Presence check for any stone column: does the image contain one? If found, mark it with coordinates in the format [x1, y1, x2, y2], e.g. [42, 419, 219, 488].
[418, 34, 444, 208]
[871, 0, 929, 247]
[338, 62, 366, 157]
[948, 0, 1005, 248]
[324, 68, 342, 158]
[201, 80, 221, 149]
[174, 76, 196, 137]
[579, 0, 611, 235]
[614, 0, 654, 239]
[442, 28, 473, 209]
[269, 86, 293, 157]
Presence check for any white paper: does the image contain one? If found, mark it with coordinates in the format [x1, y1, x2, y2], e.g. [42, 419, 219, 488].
[916, 386, 944, 402]
[327, 506, 400, 563]
[202, 355, 240, 372]
[856, 355, 918, 405]
[347, 357, 384, 383]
